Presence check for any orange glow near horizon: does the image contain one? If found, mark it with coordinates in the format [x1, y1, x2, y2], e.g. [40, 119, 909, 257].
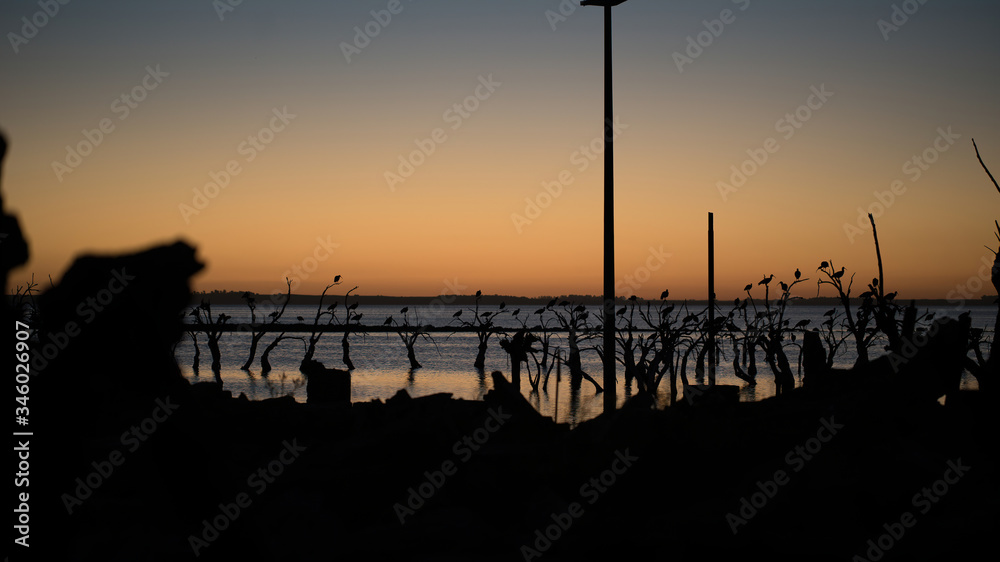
[2, 1, 998, 302]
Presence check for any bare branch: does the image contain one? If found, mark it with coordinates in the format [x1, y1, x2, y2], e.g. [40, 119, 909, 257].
[973, 138, 999, 195]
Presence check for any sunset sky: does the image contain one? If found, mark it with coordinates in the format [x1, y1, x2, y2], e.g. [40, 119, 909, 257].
[2, 0, 998, 300]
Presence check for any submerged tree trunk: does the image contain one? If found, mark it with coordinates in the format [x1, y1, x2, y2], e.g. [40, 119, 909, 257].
[764, 336, 795, 396]
[189, 332, 201, 375]
[261, 333, 288, 375]
[406, 343, 421, 370]
[206, 335, 222, 376]
[242, 331, 266, 371]
[303, 342, 316, 365]
[341, 331, 355, 370]
[474, 336, 488, 371]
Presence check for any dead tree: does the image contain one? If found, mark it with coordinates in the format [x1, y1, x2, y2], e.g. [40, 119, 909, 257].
[194, 301, 230, 383]
[451, 290, 508, 371]
[302, 277, 344, 365]
[241, 279, 292, 370]
[386, 308, 437, 370]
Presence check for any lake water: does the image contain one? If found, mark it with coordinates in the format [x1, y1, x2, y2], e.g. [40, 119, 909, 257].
[174, 302, 992, 425]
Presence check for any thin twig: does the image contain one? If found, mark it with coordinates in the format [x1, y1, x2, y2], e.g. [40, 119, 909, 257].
[972, 138, 999, 194]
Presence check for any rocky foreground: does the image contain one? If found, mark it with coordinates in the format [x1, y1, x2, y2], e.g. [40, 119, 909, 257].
[30, 357, 997, 562]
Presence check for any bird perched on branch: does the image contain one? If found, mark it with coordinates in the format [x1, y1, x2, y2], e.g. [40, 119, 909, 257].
[759, 274, 774, 286]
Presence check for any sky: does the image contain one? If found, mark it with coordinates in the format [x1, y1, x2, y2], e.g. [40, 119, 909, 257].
[1, 0, 999, 300]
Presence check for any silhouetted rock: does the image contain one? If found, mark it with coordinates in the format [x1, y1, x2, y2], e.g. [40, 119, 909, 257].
[36, 241, 203, 410]
[300, 358, 351, 405]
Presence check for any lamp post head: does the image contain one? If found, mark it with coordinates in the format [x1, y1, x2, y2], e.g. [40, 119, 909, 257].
[580, 0, 628, 6]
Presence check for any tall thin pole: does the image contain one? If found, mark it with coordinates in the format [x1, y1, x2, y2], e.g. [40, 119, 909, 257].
[708, 212, 716, 387]
[602, 4, 616, 413]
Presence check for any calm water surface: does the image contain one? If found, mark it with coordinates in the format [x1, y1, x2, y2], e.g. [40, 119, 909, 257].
[175, 303, 990, 425]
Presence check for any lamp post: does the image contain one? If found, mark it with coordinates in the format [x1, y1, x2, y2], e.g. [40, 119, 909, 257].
[581, 0, 627, 413]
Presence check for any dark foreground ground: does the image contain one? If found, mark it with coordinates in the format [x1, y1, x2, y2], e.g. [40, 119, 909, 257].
[26, 359, 998, 562]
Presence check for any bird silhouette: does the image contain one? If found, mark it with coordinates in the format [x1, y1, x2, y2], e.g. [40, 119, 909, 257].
[660, 289, 669, 300]
[400, 307, 408, 314]
[475, 290, 482, 297]
[452, 310, 462, 318]
[759, 274, 774, 286]
[334, 275, 342, 283]
[383, 316, 393, 326]
[296, 316, 304, 322]
[744, 284, 753, 292]
[780, 281, 789, 292]
[795, 268, 801, 280]
[832, 267, 845, 279]
[818, 261, 829, 270]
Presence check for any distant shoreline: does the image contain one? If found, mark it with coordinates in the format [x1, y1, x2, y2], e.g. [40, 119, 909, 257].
[189, 291, 997, 308]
